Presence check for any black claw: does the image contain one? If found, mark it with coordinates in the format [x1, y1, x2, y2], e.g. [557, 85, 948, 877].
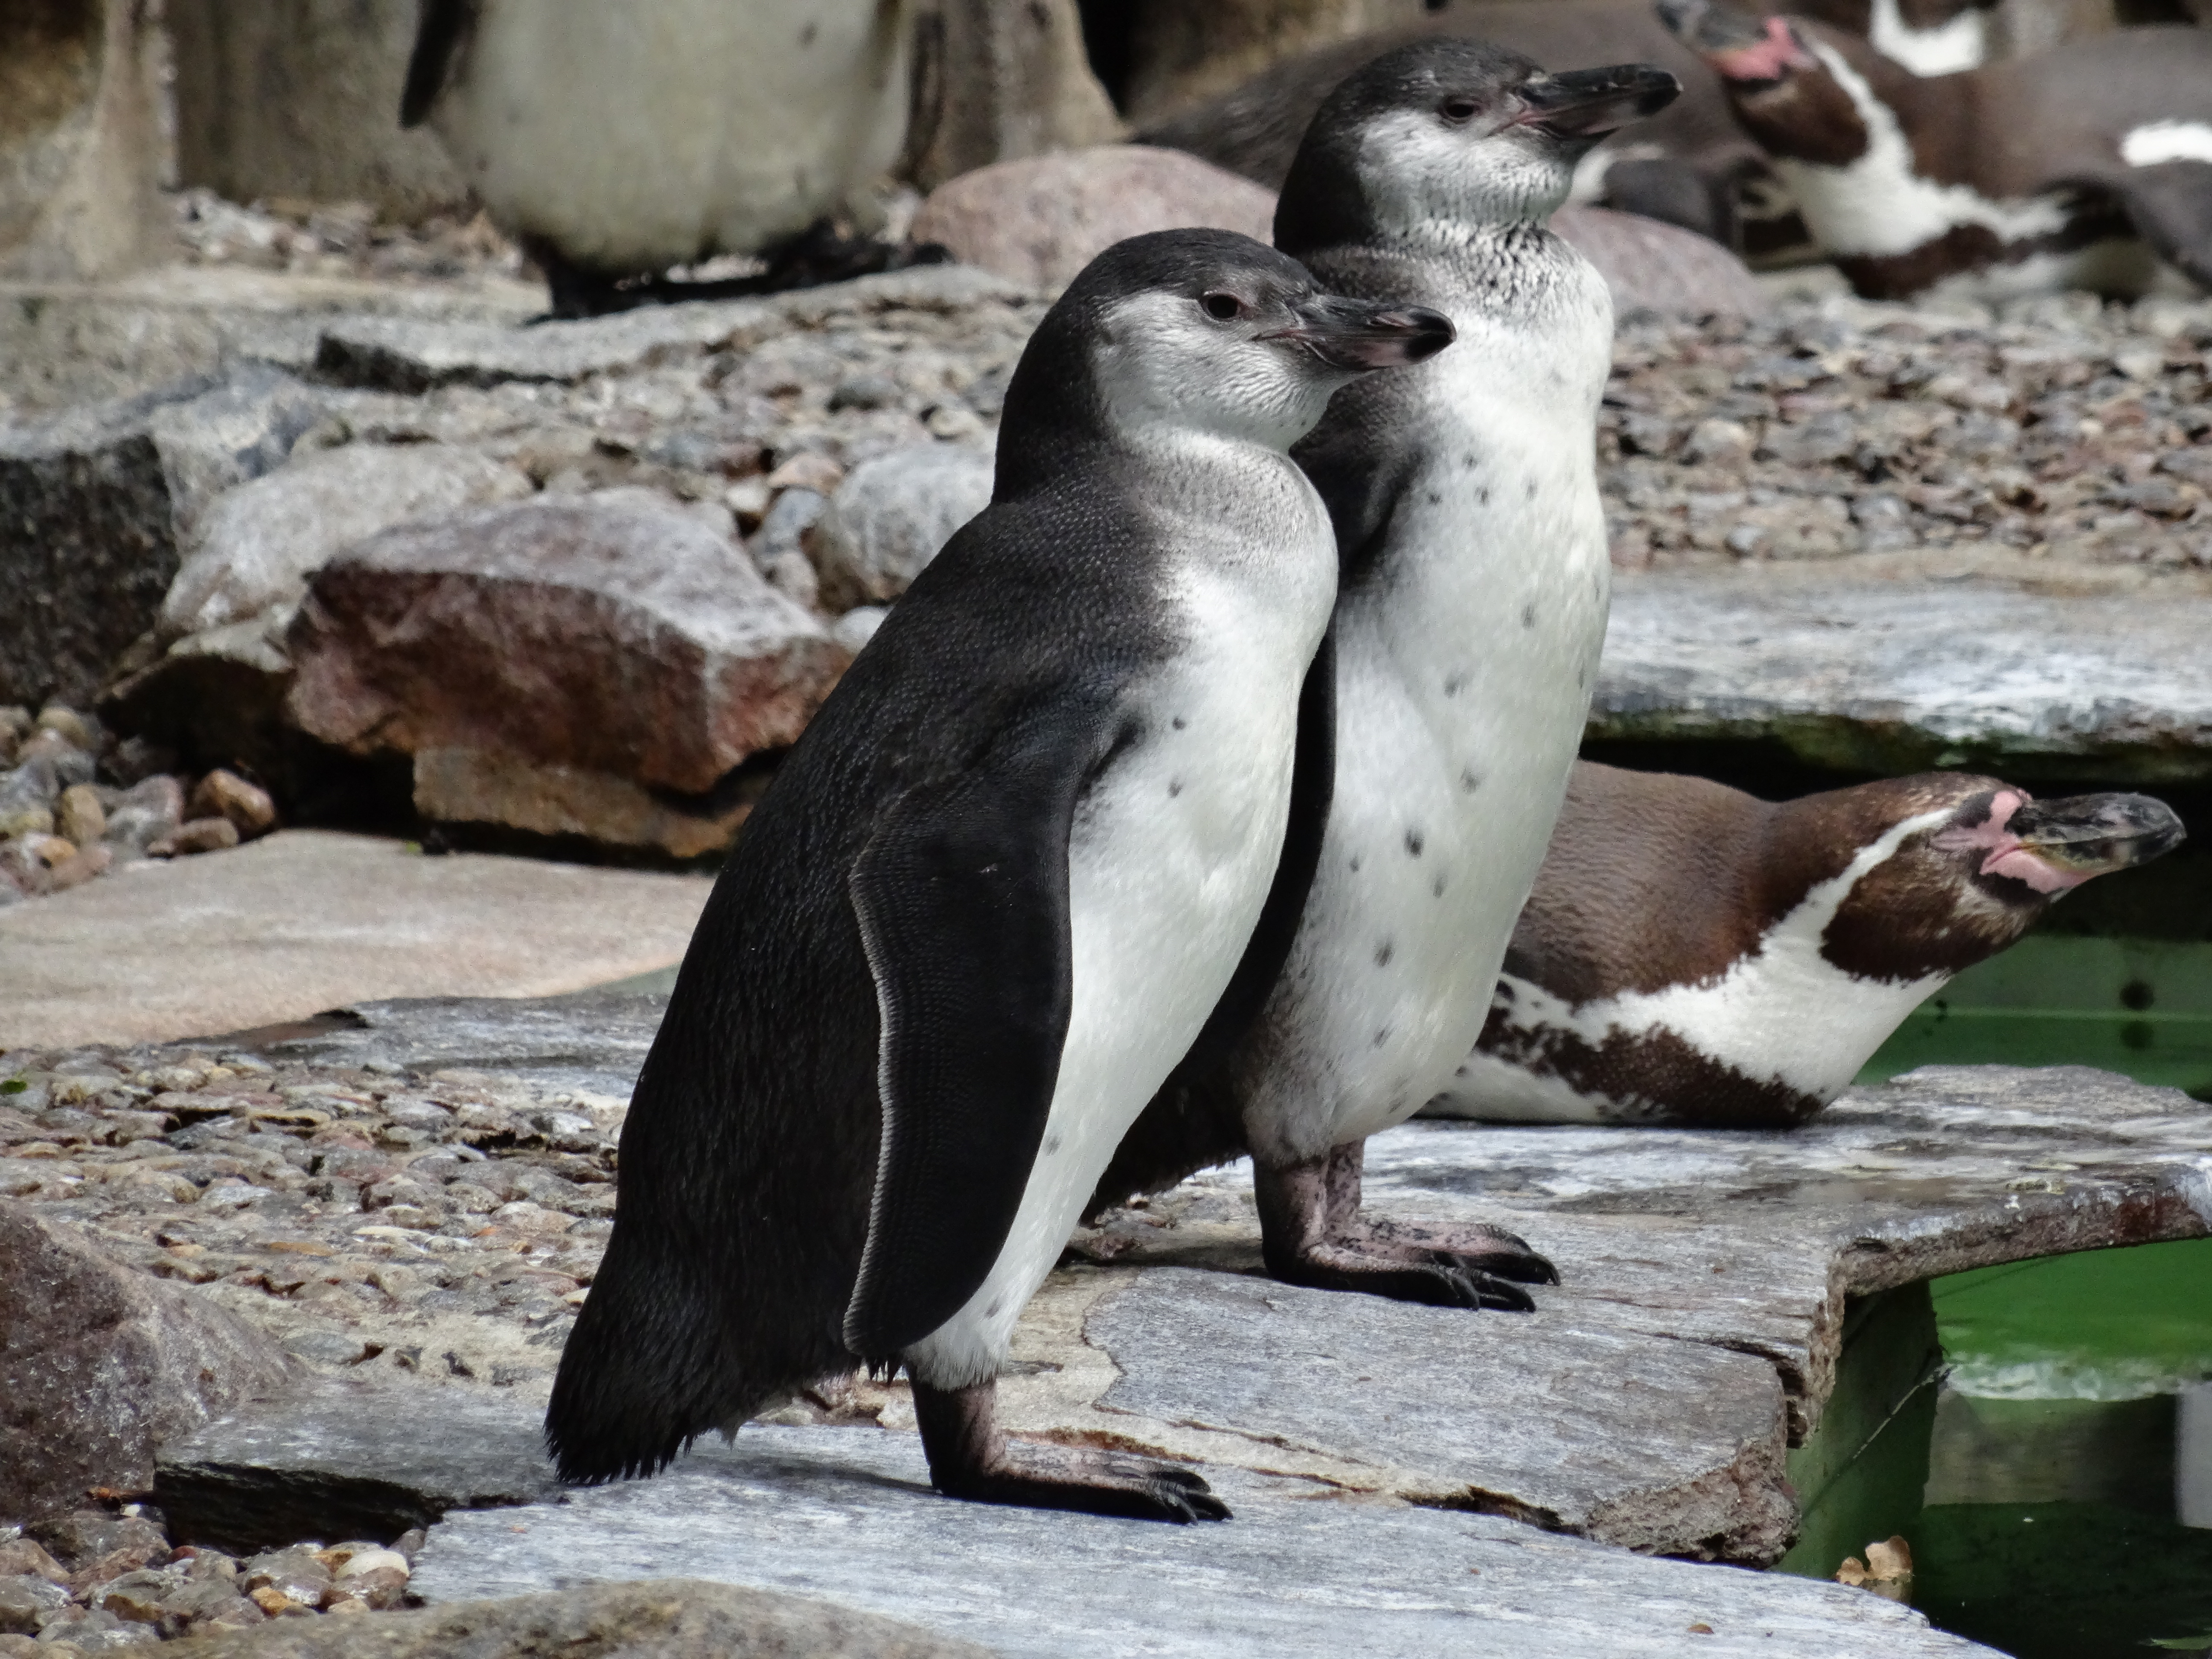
[1470, 1271, 1538, 1313]
[1460, 1250, 1560, 1287]
[1163, 1485, 1233, 1522]
[1148, 1466, 1214, 1491]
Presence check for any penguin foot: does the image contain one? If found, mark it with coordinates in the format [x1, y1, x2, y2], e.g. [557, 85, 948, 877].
[1359, 1218, 1561, 1286]
[1252, 1142, 1551, 1311]
[912, 1378, 1231, 1524]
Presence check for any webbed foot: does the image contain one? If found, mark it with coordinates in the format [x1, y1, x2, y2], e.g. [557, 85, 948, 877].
[1253, 1140, 1555, 1309]
[913, 1379, 1230, 1523]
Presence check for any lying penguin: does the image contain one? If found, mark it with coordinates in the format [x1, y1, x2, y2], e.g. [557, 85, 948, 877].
[1426, 762, 2186, 1127]
[1661, 0, 2212, 298]
[400, 0, 921, 314]
[545, 230, 1452, 1522]
[1096, 43, 1676, 1308]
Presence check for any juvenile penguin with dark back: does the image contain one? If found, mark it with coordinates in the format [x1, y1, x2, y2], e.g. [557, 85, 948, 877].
[1097, 44, 1677, 1306]
[545, 230, 1452, 1522]
[1429, 762, 2186, 1126]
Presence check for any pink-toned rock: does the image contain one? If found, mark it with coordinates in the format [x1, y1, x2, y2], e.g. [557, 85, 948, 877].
[0, 1201, 299, 1526]
[913, 145, 1276, 288]
[285, 491, 844, 797]
[1552, 205, 1768, 319]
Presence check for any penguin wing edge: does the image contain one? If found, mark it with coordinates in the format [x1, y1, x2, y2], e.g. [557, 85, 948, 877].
[2107, 161, 2212, 291]
[841, 733, 1085, 1360]
[400, 0, 476, 127]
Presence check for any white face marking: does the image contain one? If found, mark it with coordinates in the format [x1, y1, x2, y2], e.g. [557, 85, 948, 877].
[1567, 141, 1663, 207]
[2122, 120, 2212, 169]
[1866, 0, 1989, 76]
[1919, 237, 2196, 304]
[1357, 109, 1578, 232]
[1782, 43, 2068, 258]
[1090, 291, 1353, 453]
[1431, 809, 1959, 1125]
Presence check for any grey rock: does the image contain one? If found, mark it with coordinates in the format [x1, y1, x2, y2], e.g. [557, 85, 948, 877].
[1554, 206, 1769, 319]
[286, 490, 843, 796]
[29, 1511, 170, 1571]
[414, 1424, 1991, 1659]
[830, 606, 888, 654]
[0, 1200, 300, 1526]
[102, 775, 186, 859]
[1594, 567, 2212, 780]
[155, 1383, 562, 1554]
[156, 1577, 992, 1658]
[0, 1572, 70, 1633]
[0, 759, 61, 839]
[0, 371, 326, 708]
[1089, 1268, 1793, 1560]
[160, 445, 533, 640]
[314, 268, 1033, 395]
[813, 446, 996, 610]
[751, 486, 828, 569]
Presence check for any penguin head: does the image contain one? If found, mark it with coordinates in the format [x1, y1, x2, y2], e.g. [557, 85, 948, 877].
[1274, 39, 1680, 251]
[995, 229, 1454, 486]
[1806, 776, 2185, 981]
[1657, 2, 1876, 166]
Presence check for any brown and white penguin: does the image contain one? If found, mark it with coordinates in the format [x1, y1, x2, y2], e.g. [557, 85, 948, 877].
[1134, 0, 2002, 257]
[1662, 0, 2212, 298]
[1423, 762, 2185, 1128]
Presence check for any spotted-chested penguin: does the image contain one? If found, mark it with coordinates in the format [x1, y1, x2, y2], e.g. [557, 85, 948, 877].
[1095, 43, 1676, 1308]
[1428, 762, 2186, 1127]
[545, 230, 1451, 1522]
[1661, 0, 2212, 298]
[400, 1, 920, 314]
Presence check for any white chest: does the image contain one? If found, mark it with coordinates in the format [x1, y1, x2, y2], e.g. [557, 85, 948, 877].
[1251, 253, 1615, 1154]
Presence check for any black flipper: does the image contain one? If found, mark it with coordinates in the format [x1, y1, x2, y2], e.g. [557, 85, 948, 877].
[842, 718, 1106, 1359]
[399, 0, 476, 127]
[2108, 161, 2212, 291]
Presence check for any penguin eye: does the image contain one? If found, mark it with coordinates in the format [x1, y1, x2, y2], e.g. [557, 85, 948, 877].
[1200, 291, 1246, 322]
[1439, 96, 1481, 123]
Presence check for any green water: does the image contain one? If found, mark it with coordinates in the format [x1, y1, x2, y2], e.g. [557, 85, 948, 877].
[1782, 935, 2212, 1656]
[1858, 936, 2212, 1100]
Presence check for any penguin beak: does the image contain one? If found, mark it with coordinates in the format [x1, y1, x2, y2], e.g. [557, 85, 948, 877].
[1511, 64, 1682, 141]
[1263, 296, 1456, 370]
[1656, 3, 1816, 81]
[2002, 793, 2187, 885]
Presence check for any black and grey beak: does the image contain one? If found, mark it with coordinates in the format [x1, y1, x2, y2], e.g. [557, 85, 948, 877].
[1513, 63, 1682, 142]
[2009, 792, 2186, 879]
[1263, 296, 1456, 371]
[1655, 0, 1770, 54]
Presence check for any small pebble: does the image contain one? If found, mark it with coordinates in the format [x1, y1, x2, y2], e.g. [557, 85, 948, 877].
[150, 818, 242, 858]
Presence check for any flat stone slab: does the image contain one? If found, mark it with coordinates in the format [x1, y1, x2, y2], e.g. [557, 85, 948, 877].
[412, 1423, 1993, 1659]
[1594, 563, 2212, 782]
[0, 830, 709, 1047]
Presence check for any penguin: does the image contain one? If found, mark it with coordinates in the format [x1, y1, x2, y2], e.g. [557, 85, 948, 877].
[1660, 0, 2212, 299]
[399, 1, 923, 315]
[1094, 43, 1676, 1309]
[1132, 0, 1997, 259]
[544, 229, 1453, 1522]
[1426, 762, 2186, 1126]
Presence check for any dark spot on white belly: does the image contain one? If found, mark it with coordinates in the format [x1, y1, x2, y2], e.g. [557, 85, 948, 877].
[1042, 1132, 1061, 1155]
[1405, 829, 1424, 857]
[1525, 479, 1537, 499]
[1374, 1026, 1392, 1048]
[1576, 667, 1586, 689]
[1168, 779, 1182, 797]
[1172, 716, 1187, 730]
[1426, 489, 1442, 506]
[800, 21, 818, 45]
[985, 1296, 1004, 1318]
[1460, 766, 1482, 793]
[1477, 486, 1491, 505]
[1349, 853, 1362, 873]
[1376, 941, 1394, 967]
[1462, 453, 1478, 470]
[1521, 602, 1537, 629]
[1432, 873, 1447, 898]
[1443, 672, 1467, 697]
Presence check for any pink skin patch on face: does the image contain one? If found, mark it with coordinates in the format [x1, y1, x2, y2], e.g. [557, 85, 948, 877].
[1931, 790, 2093, 895]
[1709, 18, 1814, 83]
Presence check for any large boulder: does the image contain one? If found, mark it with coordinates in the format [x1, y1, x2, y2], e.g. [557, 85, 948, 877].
[814, 445, 997, 611]
[911, 146, 1275, 288]
[905, 0, 1125, 190]
[284, 492, 846, 853]
[160, 445, 535, 642]
[156, 1578, 993, 1658]
[0, 1201, 300, 1527]
[1552, 205, 1769, 319]
[0, 370, 327, 710]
